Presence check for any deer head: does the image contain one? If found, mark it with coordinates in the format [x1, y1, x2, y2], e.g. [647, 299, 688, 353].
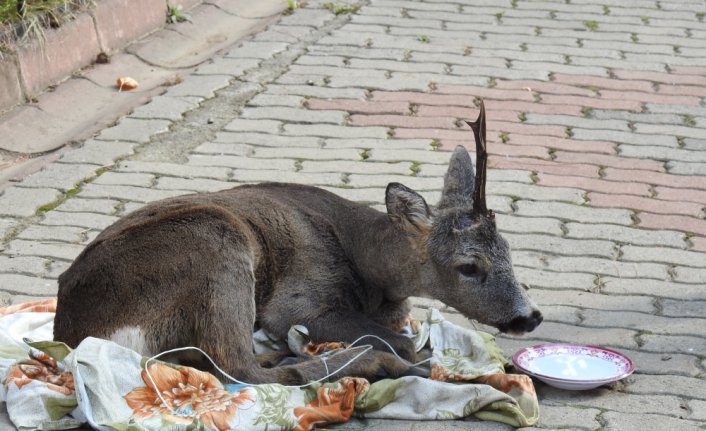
[386, 100, 543, 334]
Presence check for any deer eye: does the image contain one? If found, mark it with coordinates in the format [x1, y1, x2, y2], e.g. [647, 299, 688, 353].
[457, 263, 481, 278]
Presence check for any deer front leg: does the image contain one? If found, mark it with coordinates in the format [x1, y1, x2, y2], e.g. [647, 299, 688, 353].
[305, 311, 417, 364]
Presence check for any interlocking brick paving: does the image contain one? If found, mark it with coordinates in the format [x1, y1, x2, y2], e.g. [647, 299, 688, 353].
[0, 0, 705, 429]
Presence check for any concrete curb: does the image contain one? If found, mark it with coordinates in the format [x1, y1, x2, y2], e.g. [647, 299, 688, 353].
[0, 0, 200, 113]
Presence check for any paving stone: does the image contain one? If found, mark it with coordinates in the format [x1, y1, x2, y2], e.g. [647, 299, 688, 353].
[240, 106, 348, 124]
[265, 84, 368, 100]
[660, 299, 706, 318]
[78, 184, 192, 203]
[15, 163, 98, 192]
[564, 223, 686, 248]
[504, 233, 616, 258]
[96, 118, 172, 143]
[530, 289, 654, 313]
[284, 124, 389, 139]
[57, 140, 136, 165]
[213, 132, 321, 148]
[491, 183, 585, 204]
[252, 147, 365, 161]
[231, 170, 345, 186]
[514, 201, 634, 225]
[674, 265, 706, 284]
[0, 187, 61, 218]
[92, 172, 156, 187]
[5, 239, 84, 261]
[300, 160, 413, 175]
[570, 128, 678, 148]
[165, 75, 233, 98]
[620, 145, 706, 164]
[348, 174, 443, 191]
[40, 211, 119, 231]
[0, 274, 57, 296]
[366, 149, 453, 164]
[117, 161, 230, 179]
[624, 374, 706, 400]
[601, 277, 706, 300]
[154, 177, 236, 193]
[130, 96, 201, 121]
[499, 321, 638, 349]
[0, 255, 49, 276]
[535, 405, 601, 430]
[687, 400, 706, 421]
[620, 245, 706, 268]
[582, 309, 706, 337]
[603, 411, 702, 431]
[512, 268, 596, 292]
[323, 138, 431, 151]
[502, 216, 567, 237]
[194, 57, 261, 76]
[17, 225, 88, 243]
[539, 386, 685, 417]
[640, 334, 706, 356]
[188, 152, 296, 170]
[223, 119, 283, 134]
[55, 198, 120, 214]
[666, 161, 706, 176]
[225, 41, 290, 59]
[520, 253, 670, 280]
[0, 218, 18, 241]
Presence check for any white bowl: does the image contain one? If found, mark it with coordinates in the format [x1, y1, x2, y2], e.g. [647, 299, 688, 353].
[512, 343, 634, 390]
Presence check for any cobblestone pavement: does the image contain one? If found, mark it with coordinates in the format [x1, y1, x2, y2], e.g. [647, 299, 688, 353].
[1, 0, 706, 430]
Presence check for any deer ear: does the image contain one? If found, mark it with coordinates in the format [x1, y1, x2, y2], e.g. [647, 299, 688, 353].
[439, 145, 475, 208]
[386, 183, 432, 235]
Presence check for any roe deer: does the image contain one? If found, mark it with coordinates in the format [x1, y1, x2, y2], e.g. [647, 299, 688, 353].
[54, 101, 542, 384]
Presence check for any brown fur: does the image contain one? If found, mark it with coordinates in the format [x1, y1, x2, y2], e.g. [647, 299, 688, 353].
[55, 111, 542, 384]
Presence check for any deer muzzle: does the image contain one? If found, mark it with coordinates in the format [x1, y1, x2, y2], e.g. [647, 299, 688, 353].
[497, 309, 543, 335]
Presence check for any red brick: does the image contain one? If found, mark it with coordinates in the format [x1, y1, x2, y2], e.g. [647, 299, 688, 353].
[654, 186, 706, 204]
[588, 193, 704, 217]
[416, 106, 522, 122]
[553, 151, 665, 172]
[612, 69, 706, 87]
[439, 140, 550, 159]
[539, 95, 643, 111]
[495, 79, 595, 96]
[552, 74, 655, 92]
[599, 90, 701, 106]
[689, 236, 706, 252]
[93, 0, 165, 52]
[656, 85, 706, 98]
[434, 85, 536, 101]
[538, 173, 652, 196]
[637, 213, 706, 236]
[350, 114, 456, 129]
[664, 65, 706, 77]
[370, 92, 475, 106]
[603, 168, 706, 190]
[392, 122, 566, 140]
[17, 14, 101, 96]
[490, 158, 600, 177]
[307, 99, 409, 114]
[510, 134, 616, 155]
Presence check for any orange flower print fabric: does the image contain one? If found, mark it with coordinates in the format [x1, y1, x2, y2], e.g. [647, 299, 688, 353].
[124, 362, 255, 431]
[294, 377, 370, 431]
[4, 350, 74, 396]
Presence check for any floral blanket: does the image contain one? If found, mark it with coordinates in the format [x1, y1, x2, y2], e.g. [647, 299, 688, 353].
[0, 300, 539, 430]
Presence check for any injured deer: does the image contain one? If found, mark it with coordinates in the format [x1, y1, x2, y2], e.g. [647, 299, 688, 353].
[54, 101, 542, 384]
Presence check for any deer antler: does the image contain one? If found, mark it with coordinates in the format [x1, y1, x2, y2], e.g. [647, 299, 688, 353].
[465, 100, 493, 219]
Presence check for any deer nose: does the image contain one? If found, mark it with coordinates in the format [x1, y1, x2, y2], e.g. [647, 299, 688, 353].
[500, 310, 543, 334]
